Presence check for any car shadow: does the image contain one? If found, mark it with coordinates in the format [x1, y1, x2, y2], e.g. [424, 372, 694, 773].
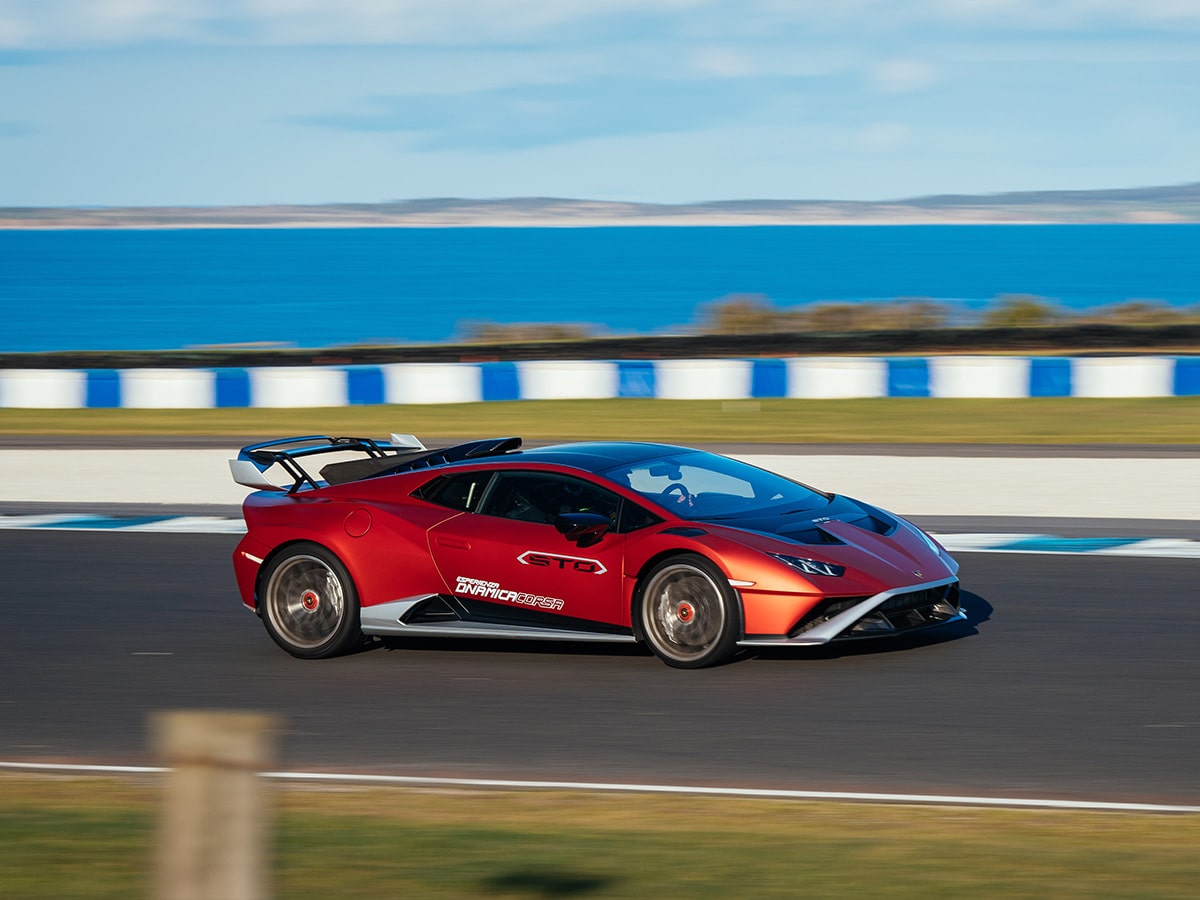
[480, 869, 616, 897]
[376, 635, 652, 660]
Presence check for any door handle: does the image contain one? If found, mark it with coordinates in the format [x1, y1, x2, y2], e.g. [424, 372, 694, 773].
[436, 536, 471, 550]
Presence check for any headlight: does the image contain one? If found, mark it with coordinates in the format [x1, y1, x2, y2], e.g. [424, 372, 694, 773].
[770, 553, 845, 578]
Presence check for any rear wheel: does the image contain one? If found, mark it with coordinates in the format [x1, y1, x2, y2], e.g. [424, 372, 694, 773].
[260, 543, 361, 659]
[636, 554, 741, 668]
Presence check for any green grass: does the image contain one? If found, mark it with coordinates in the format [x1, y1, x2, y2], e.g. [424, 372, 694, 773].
[1, 779, 1198, 898]
[3, 397, 1200, 443]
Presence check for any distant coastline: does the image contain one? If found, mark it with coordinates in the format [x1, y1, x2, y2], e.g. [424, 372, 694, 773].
[2, 183, 1199, 228]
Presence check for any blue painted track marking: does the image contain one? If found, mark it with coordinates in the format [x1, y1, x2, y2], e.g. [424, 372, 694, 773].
[993, 536, 1142, 553]
[0, 515, 247, 534]
[38, 515, 174, 530]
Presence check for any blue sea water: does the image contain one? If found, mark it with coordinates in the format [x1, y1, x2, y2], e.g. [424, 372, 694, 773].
[2, 225, 1198, 353]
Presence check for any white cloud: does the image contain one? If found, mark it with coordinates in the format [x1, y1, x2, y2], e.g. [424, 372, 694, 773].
[868, 59, 938, 94]
[0, 0, 710, 48]
[0, 14, 31, 45]
[4, 0, 1200, 50]
[689, 46, 756, 78]
[929, 0, 1200, 26]
[859, 122, 912, 152]
[726, 0, 1200, 33]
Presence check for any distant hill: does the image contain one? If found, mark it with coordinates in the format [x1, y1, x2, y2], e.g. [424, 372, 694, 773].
[3, 183, 1200, 227]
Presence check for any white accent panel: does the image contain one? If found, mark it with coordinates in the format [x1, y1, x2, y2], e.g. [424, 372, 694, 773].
[785, 357, 887, 399]
[381, 363, 482, 404]
[389, 433, 426, 449]
[516, 360, 619, 399]
[1071, 357, 1174, 397]
[248, 367, 348, 408]
[928, 356, 1031, 398]
[229, 459, 284, 491]
[120, 368, 216, 409]
[654, 359, 752, 399]
[0, 369, 87, 408]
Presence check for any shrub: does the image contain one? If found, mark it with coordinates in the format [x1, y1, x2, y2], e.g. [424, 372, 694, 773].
[979, 294, 1064, 328]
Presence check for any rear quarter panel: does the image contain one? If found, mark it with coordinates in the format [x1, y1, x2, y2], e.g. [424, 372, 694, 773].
[235, 486, 455, 610]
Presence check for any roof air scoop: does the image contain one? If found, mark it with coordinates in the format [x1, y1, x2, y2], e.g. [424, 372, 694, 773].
[390, 434, 426, 450]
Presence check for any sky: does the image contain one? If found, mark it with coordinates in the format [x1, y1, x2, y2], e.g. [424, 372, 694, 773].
[2, 1, 1199, 207]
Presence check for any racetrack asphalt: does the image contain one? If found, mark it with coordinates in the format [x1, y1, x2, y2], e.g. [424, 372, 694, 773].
[5, 530, 1198, 805]
[4, 438, 1196, 805]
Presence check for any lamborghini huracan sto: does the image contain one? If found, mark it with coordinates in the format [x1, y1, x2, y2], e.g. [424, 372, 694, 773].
[230, 435, 963, 668]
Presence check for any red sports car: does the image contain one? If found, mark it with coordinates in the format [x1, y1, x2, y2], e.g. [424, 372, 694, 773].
[230, 435, 963, 668]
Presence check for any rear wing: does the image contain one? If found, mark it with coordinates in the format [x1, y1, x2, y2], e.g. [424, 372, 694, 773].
[229, 434, 522, 494]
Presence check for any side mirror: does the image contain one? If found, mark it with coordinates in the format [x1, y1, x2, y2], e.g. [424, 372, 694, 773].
[553, 512, 610, 547]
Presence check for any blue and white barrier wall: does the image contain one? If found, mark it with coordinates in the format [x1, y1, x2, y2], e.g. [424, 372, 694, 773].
[1, 356, 1198, 408]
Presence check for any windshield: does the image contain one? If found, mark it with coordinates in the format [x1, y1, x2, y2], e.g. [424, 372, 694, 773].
[599, 451, 829, 520]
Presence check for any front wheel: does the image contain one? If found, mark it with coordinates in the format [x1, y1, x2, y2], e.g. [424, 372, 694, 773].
[636, 554, 741, 668]
[259, 542, 362, 659]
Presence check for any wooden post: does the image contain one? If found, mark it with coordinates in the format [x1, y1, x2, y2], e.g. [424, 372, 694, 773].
[152, 711, 278, 900]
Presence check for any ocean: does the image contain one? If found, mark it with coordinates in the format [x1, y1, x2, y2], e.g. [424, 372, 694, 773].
[2, 225, 1198, 353]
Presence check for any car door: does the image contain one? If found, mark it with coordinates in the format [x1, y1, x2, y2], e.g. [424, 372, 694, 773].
[427, 469, 630, 628]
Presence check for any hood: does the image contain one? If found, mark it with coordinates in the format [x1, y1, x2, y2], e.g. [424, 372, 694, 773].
[693, 493, 893, 545]
[692, 495, 957, 585]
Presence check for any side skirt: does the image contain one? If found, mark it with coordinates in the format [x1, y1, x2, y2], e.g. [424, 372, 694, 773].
[360, 594, 637, 644]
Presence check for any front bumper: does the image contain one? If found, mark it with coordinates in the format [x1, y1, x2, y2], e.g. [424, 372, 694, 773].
[738, 577, 964, 647]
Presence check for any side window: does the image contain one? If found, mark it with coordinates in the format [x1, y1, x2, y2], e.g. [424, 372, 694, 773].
[412, 472, 493, 512]
[619, 501, 661, 533]
[481, 472, 621, 526]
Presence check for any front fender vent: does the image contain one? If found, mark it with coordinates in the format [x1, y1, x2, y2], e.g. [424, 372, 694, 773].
[659, 526, 708, 537]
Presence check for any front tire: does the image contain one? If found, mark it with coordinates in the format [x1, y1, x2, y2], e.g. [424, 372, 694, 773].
[259, 542, 361, 659]
[636, 554, 741, 668]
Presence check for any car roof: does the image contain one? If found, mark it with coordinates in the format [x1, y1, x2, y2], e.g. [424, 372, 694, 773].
[495, 441, 696, 474]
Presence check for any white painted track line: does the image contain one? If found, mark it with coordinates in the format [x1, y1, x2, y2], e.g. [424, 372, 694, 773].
[2, 762, 1197, 813]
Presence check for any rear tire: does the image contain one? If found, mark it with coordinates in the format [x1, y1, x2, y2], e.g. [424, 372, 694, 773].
[259, 542, 361, 659]
[636, 554, 741, 668]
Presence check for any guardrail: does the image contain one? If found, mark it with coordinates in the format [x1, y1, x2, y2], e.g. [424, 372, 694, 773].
[2, 355, 1198, 408]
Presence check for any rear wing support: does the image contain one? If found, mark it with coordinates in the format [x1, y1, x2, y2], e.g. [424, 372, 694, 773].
[229, 434, 426, 494]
